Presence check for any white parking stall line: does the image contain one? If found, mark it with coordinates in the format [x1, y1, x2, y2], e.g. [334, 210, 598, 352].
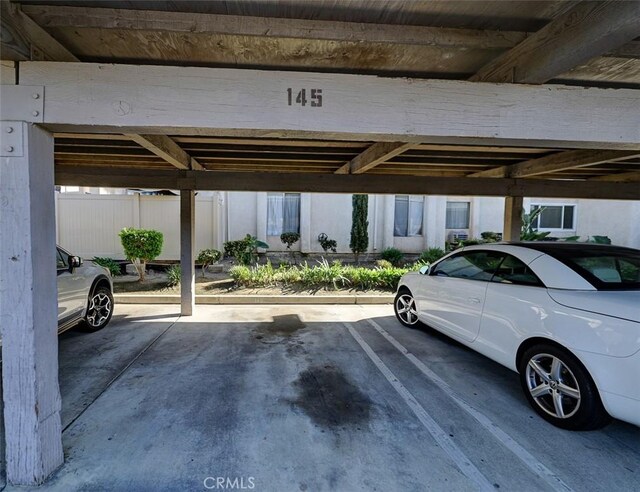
[344, 322, 494, 492]
[366, 318, 573, 492]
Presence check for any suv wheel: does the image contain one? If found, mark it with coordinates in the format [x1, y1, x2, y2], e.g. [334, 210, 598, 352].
[83, 286, 114, 331]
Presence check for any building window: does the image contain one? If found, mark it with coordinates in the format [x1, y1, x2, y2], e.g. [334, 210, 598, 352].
[530, 204, 575, 230]
[446, 201, 470, 229]
[394, 195, 423, 237]
[267, 193, 300, 235]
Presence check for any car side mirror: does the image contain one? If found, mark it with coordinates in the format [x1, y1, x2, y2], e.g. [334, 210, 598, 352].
[69, 256, 83, 270]
[419, 265, 430, 275]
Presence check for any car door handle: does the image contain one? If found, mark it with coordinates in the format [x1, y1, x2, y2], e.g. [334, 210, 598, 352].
[468, 297, 481, 304]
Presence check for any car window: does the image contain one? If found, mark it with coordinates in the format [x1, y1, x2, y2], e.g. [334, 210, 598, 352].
[491, 254, 543, 287]
[56, 248, 68, 269]
[571, 254, 640, 289]
[432, 251, 504, 281]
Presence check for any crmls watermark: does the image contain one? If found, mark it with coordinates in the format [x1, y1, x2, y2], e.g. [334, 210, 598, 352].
[203, 477, 256, 490]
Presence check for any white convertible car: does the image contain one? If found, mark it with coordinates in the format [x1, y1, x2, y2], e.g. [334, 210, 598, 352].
[394, 242, 640, 430]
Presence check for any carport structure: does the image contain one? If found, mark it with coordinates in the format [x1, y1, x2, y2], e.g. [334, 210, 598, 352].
[1, 0, 639, 485]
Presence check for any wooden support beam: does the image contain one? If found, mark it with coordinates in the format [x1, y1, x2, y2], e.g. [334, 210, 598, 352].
[0, 2, 78, 61]
[21, 4, 526, 50]
[335, 142, 413, 174]
[469, 150, 640, 178]
[19, 63, 640, 150]
[54, 165, 640, 200]
[503, 196, 523, 242]
[1, 123, 63, 485]
[470, 1, 640, 83]
[126, 134, 205, 171]
[180, 190, 195, 316]
[589, 171, 640, 182]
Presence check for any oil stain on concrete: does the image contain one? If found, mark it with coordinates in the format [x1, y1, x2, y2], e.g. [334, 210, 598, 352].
[254, 314, 306, 342]
[292, 364, 372, 428]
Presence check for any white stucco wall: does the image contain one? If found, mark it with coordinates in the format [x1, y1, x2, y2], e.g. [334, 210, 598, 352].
[523, 198, 640, 248]
[309, 193, 358, 253]
[227, 192, 258, 241]
[56, 193, 217, 260]
[56, 190, 640, 259]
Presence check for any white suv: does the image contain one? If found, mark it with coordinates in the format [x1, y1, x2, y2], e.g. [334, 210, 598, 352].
[57, 246, 114, 332]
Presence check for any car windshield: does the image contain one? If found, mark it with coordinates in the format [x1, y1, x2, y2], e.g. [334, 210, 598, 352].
[560, 251, 640, 291]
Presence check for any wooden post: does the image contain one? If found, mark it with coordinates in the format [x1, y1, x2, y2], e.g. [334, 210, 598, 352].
[0, 122, 63, 484]
[180, 189, 195, 316]
[503, 196, 524, 241]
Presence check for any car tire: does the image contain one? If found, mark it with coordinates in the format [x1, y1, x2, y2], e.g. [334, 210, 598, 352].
[519, 344, 611, 430]
[394, 288, 422, 329]
[82, 286, 114, 332]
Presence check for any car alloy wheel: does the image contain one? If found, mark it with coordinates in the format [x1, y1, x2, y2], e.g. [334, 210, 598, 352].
[525, 353, 581, 419]
[519, 344, 611, 430]
[395, 293, 419, 326]
[86, 290, 112, 329]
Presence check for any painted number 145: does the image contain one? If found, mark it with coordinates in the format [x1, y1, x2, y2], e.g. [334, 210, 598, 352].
[287, 88, 323, 107]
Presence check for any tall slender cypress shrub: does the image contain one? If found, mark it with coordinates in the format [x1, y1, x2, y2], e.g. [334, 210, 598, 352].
[350, 194, 369, 263]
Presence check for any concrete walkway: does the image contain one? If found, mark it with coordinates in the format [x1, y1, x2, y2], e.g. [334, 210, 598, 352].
[2, 305, 639, 491]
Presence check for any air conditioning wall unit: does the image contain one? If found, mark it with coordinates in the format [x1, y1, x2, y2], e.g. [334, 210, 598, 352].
[447, 230, 469, 243]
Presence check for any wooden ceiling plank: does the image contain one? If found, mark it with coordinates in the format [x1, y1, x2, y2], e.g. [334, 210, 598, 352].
[127, 134, 205, 171]
[589, 171, 640, 182]
[414, 144, 555, 153]
[22, 4, 526, 50]
[54, 133, 128, 140]
[470, 1, 640, 83]
[469, 150, 640, 179]
[335, 142, 414, 174]
[172, 137, 370, 148]
[0, 2, 78, 61]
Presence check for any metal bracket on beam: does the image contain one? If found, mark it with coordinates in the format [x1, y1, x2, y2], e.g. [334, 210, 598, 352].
[0, 85, 44, 122]
[1, 121, 23, 156]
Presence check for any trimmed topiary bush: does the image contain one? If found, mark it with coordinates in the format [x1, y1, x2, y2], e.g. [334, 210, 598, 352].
[317, 233, 337, 253]
[280, 232, 300, 263]
[119, 228, 163, 281]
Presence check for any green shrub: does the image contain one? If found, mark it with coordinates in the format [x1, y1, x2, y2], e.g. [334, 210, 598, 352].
[92, 257, 121, 277]
[480, 231, 502, 242]
[521, 208, 550, 241]
[197, 248, 222, 277]
[376, 259, 393, 269]
[317, 233, 337, 253]
[460, 238, 481, 247]
[589, 235, 611, 244]
[166, 264, 181, 287]
[223, 234, 269, 265]
[119, 228, 163, 281]
[381, 247, 404, 266]
[229, 259, 407, 291]
[419, 248, 446, 264]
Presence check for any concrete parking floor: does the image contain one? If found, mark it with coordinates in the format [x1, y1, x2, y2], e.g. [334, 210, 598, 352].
[2, 304, 639, 491]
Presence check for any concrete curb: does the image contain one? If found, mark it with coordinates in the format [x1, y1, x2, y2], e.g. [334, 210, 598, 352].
[114, 294, 394, 305]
